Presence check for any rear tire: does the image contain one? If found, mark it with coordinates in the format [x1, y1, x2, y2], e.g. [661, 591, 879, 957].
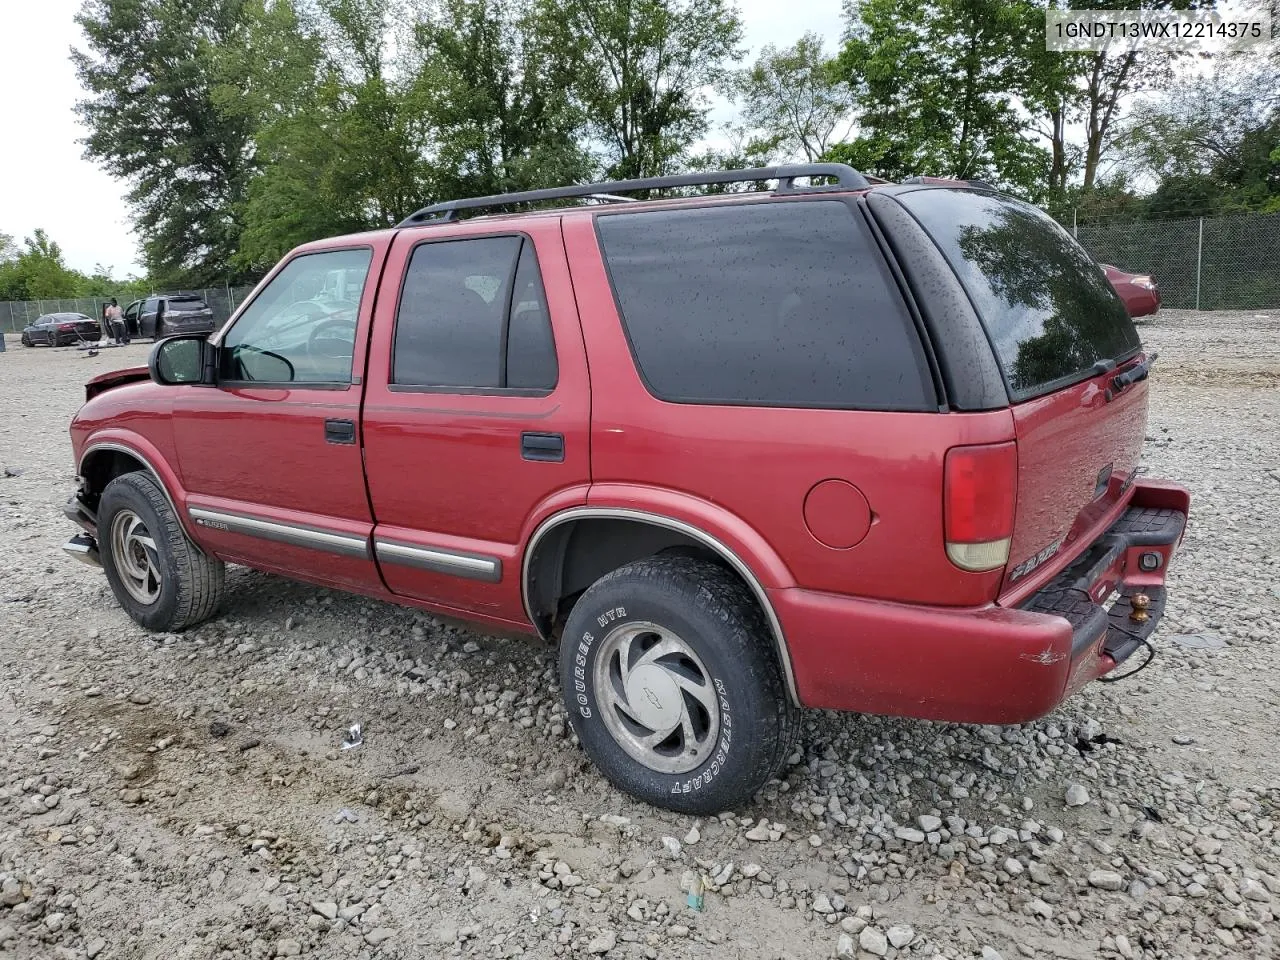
[559, 556, 799, 814]
[99, 472, 224, 631]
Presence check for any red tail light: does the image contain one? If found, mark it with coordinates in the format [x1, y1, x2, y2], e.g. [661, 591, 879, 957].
[944, 442, 1017, 571]
[58, 323, 76, 331]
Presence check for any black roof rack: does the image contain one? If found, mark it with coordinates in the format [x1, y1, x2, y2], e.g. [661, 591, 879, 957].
[397, 163, 871, 226]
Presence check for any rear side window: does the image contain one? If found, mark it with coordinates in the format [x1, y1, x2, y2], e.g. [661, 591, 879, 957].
[897, 189, 1140, 400]
[595, 200, 933, 410]
[394, 236, 557, 391]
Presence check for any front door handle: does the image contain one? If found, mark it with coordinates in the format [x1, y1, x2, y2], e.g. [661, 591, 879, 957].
[521, 432, 564, 462]
[325, 418, 356, 444]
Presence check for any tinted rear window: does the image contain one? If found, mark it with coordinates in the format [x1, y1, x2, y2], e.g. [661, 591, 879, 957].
[596, 200, 933, 410]
[898, 189, 1140, 400]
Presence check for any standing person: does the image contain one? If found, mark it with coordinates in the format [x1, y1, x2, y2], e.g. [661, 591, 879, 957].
[105, 298, 124, 345]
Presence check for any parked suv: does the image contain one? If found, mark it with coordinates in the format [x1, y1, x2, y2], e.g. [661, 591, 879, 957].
[62, 165, 1189, 813]
[123, 294, 216, 340]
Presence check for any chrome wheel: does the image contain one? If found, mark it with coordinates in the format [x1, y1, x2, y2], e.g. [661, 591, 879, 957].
[593, 621, 721, 775]
[110, 509, 162, 605]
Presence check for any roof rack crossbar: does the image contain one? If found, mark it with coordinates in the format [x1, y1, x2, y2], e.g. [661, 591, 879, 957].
[397, 163, 871, 226]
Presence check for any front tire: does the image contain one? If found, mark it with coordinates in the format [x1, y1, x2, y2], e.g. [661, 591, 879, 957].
[560, 556, 799, 814]
[99, 472, 225, 631]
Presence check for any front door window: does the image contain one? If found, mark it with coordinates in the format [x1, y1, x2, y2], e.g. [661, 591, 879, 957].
[220, 248, 372, 384]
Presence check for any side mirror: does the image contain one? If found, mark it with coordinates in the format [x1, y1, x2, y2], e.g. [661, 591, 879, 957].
[149, 334, 214, 385]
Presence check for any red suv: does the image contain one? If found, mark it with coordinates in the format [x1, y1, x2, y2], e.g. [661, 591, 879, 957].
[63, 165, 1189, 813]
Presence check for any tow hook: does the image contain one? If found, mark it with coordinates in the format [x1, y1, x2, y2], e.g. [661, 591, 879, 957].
[63, 534, 101, 567]
[1129, 593, 1151, 624]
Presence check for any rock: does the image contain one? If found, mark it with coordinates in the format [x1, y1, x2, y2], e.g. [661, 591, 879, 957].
[365, 928, 394, 946]
[1028, 863, 1052, 885]
[836, 933, 855, 957]
[812, 893, 833, 914]
[1027, 898, 1053, 919]
[128, 691, 152, 705]
[1240, 877, 1272, 902]
[887, 925, 914, 948]
[1088, 870, 1124, 891]
[893, 827, 926, 844]
[1215, 929, 1236, 947]
[981, 948, 1004, 960]
[86, 939, 106, 959]
[684, 826, 700, 845]
[840, 916, 867, 934]
[745, 819, 771, 841]
[858, 926, 888, 956]
[1003, 857, 1024, 876]
[2, 466, 25, 477]
[209, 720, 231, 738]
[1114, 935, 1134, 959]
[587, 930, 616, 954]
[661, 836, 682, 857]
[276, 940, 302, 957]
[1192, 837, 1222, 856]
[1065, 783, 1090, 807]
[312, 901, 339, 920]
[1169, 633, 1226, 649]
[916, 815, 942, 833]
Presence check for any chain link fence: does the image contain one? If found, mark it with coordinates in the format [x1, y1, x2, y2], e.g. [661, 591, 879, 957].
[1071, 212, 1280, 311]
[0, 285, 258, 335]
[4, 211, 1278, 336]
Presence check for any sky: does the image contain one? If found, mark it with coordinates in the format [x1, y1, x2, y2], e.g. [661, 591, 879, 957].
[0, 1, 846, 276]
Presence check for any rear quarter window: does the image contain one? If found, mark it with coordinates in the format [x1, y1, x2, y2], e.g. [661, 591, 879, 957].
[595, 200, 934, 411]
[897, 189, 1141, 400]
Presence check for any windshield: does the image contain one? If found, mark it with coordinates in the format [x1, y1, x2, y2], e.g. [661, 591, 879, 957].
[899, 189, 1141, 400]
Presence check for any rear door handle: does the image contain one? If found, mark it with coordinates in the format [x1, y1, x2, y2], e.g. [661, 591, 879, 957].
[521, 432, 564, 462]
[325, 418, 356, 444]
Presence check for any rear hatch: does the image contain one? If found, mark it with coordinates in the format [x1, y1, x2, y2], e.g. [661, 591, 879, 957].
[166, 297, 215, 329]
[897, 188, 1148, 598]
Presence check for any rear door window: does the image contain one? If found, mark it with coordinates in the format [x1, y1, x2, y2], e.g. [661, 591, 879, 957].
[896, 189, 1141, 400]
[392, 236, 558, 391]
[595, 200, 933, 410]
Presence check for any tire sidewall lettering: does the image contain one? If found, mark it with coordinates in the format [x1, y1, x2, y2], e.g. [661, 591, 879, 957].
[575, 607, 734, 796]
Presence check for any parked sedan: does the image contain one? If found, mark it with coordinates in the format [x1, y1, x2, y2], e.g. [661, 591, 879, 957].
[1102, 264, 1161, 318]
[20, 313, 101, 347]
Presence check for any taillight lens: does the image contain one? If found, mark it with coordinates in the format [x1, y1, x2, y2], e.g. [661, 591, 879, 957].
[944, 442, 1017, 572]
[58, 323, 76, 331]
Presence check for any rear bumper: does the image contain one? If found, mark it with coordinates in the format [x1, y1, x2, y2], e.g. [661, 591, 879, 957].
[163, 317, 215, 335]
[779, 479, 1190, 724]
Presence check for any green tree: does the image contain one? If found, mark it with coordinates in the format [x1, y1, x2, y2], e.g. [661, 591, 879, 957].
[829, 0, 1048, 196]
[73, 0, 257, 286]
[732, 33, 853, 163]
[235, 0, 433, 266]
[413, 0, 592, 202]
[546, 0, 745, 180]
[0, 230, 86, 300]
[1124, 58, 1280, 214]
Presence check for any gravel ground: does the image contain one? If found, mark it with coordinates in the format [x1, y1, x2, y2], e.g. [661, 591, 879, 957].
[0, 309, 1277, 960]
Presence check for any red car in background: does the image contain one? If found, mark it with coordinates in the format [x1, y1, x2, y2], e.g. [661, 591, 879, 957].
[1103, 264, 1161, 318]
